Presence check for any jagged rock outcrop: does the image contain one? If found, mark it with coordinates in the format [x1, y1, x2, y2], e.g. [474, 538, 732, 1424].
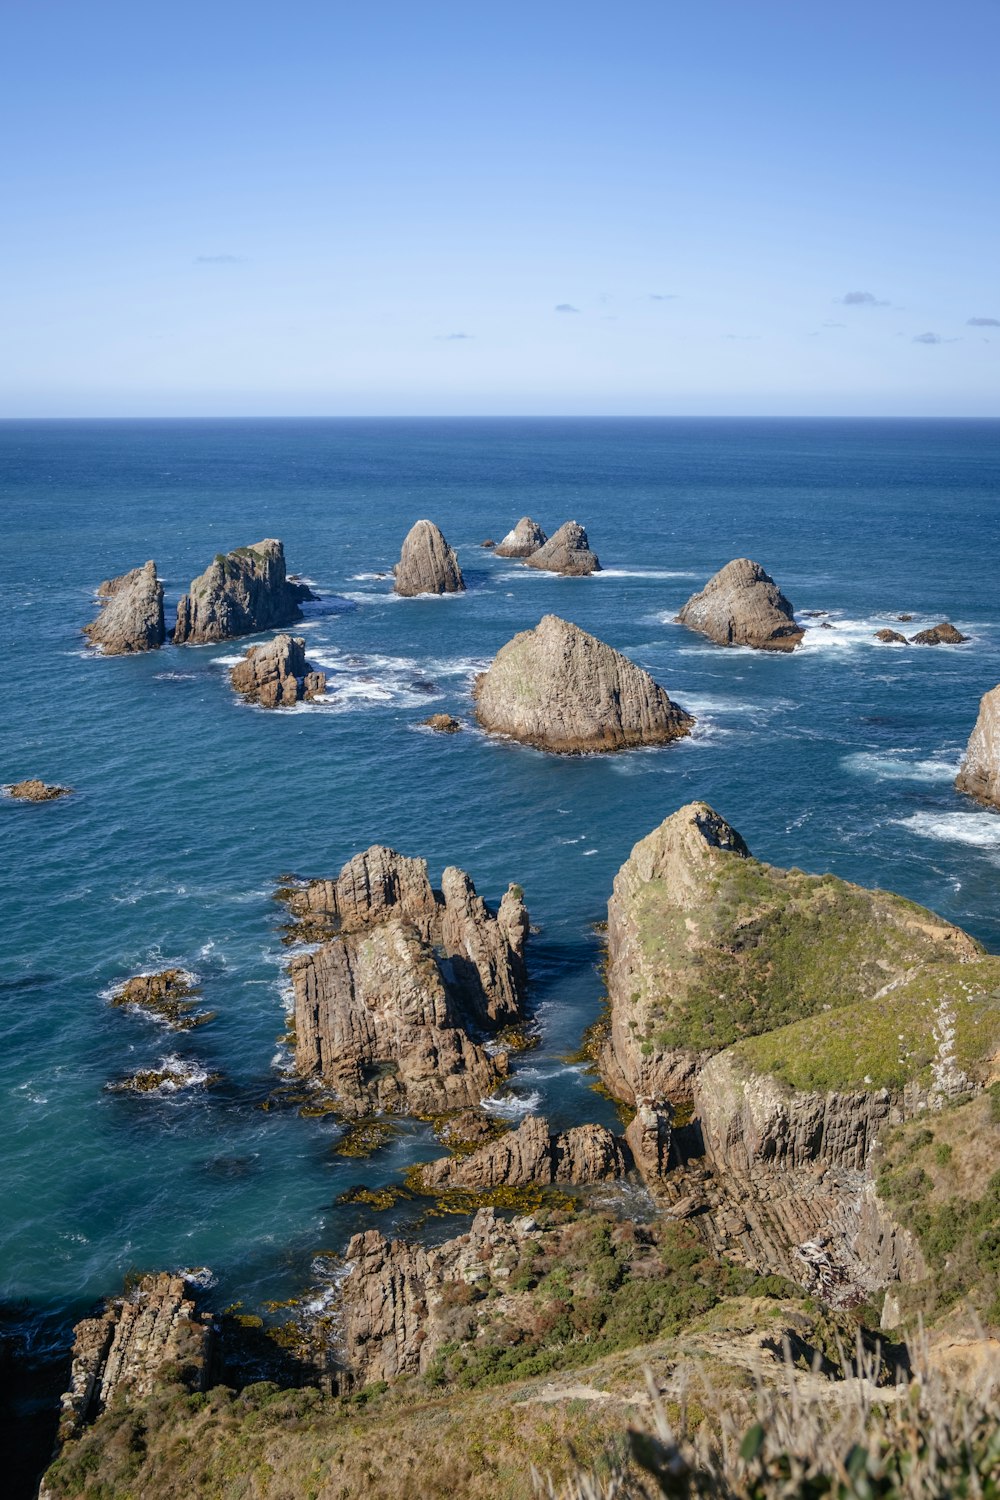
[910, 621, 969, 645]
[55, 1274, 215, 1443]
[173, 540, 315, 644]
[108, 969, 209, 1030]
[522, 520, 600, 575]
[494, 516, 548, 559]
[875, 628, 908, 644]
[473, 614, 693, 754]
[340, 1209, 537, 1384]
[625, 1097, 673, 1182]
[4, 779, 72, 801]
[287, 847, 528, 1115]
[676, 558, 803, 651]
[601, 801, 981, 1107]
[416, 1115, 627, 1191]
[84, 561, 165, 653]
[229, 633, 326, 707]
[956, 684, 1000, 809]
[393, 520, 465, 596]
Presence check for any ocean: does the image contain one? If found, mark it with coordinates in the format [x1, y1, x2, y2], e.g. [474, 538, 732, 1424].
[2, 416, 999, 1346]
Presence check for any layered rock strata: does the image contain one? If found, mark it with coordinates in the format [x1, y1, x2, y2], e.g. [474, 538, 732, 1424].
[676, 558, 803, 650]
[522, 520, 600, 575]
[393, 520, 465, 596]
[230, 633, 326, 707]
[287, 846, 528, 1115]
[173, 540, 315, 644]
[56, 1273, 215, 1443]
[624, 1097, 674, 1182]
[601, 800, 981, 1107]
[84, 561, 165, 653]
[416, 1115, 627, 1191]
[473, 613, 693, 754]
[494, 516, 548, 558]
[956, 684, 1000, 809]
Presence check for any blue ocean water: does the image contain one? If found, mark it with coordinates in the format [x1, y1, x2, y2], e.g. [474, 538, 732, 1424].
[2, 417, 999, 1335]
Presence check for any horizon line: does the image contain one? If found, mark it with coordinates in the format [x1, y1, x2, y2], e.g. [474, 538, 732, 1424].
[2, 412, 999, 423]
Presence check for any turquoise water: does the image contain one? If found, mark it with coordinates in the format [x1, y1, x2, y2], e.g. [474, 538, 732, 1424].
[2, 417, 999, 1337]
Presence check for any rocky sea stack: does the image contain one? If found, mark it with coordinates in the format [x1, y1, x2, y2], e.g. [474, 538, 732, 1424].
[522, 519, 600, 574]
[285, 845, 528, 1115]
[677, 558, 803, 650]
[473, 613, 693, 754]
[956, 684, 1000, 808]
[393, 519, 465, 596]
[493, 516, 548, 558]
[229, 634, 326, 708]
[84, 561, 165, 654]
[173, 540, 315, 645]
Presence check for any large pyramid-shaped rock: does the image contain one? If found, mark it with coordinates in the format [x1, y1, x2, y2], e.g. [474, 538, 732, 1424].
[523, 520, 600, 575]
[473, 614, 693, 754]
[393, 520, 465, 596]
[956, 685, 1000, 809]
[677, 558, 802, 650]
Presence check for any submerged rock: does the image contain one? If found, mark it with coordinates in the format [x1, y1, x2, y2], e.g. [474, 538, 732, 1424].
[493, 516, 548, 559]
[522, 520, 600, 575]
[393, 520, 465, 596]
[173, 539, 315, 645]
[910, 621, 969, 645]
[956, 684, 1000, 809]
[422, 713, 462, 733]
[4, 779, 72, 802]
[108, 969, 210, 1030]
[676, 558, 803, 651]
[875, 628, 908, 644]
[229, 634, 326, 707]
[473, 613, 693, 754]
[416, 1115, 628, 1191]
[286, 846, 528, 1115]
[84, 560, 165, 654]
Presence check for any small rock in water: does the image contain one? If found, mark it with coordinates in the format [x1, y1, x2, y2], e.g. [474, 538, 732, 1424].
[422, 713, 462, 733]
[480, 538, 497, 549]
[909, 621, 969, 645]
[494, 516, 548, 559]
[875, 628, 908, 644]
[5, 779, 72, 802]
[229, 633, 326, 708]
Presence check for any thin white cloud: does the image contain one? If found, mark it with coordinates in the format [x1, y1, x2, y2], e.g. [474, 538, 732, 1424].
[554, 303, 580, 313]
[838, 290, 888, 306]
[967, 316, 1000, 327]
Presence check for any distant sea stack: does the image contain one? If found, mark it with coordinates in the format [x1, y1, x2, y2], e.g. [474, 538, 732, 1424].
[84, 561, 165, 654]
[494, 517, 548, 559]
[677, 558, 803, 651]
[956, 685, 1000, 809]
[523, 520, 600, 575]
[473, 613, 693, 754]
[230, 634, 327, 708]
[393, 520, 465, 596]
[173, 540, 315, 645]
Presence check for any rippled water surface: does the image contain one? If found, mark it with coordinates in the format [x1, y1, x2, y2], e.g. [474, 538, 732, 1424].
[2, 417, 999, 1330]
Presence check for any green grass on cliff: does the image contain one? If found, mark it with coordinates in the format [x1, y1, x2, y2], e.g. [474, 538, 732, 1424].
[632, 856, 979, 1052]
[726, 960, 1000, 1094]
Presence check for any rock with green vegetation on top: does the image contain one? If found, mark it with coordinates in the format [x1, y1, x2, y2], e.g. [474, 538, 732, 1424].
[173, 539, 316, 644]
[956, 683, 1000, 809]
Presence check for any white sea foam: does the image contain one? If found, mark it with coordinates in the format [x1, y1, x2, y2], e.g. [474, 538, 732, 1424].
[154, 670, 199, 681]
[582, 848, 598, 856]
[181, 1266, 218, 1290]
[894, 811, 1000, 851]
[480, 1089, 543, 1120]
[844, 752, 960, 784]
[594, 568, 702, 579]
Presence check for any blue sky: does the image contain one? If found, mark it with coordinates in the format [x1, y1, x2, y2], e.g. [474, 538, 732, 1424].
[2, 0, 998, 416]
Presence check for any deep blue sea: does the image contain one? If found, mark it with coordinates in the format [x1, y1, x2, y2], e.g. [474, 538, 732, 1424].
[2, 417, 999, 1344]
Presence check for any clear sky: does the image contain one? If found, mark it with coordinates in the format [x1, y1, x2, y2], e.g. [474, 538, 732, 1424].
[2, 0, 998, 416]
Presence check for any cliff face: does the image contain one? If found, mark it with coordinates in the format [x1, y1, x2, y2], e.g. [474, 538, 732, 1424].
[494, 516, 547, 558]
[956, 684, 1000, 809]
[473, 613, 693, 754]
[229, 633, 326, 707]
[173, 540, 314, 644]
[522, 520, 600, 575]
[601, 801, 981, 1107]
[84, 561, 165, 654]
[416, 1115, 628, 1191]
[676, 558, 803, 650]
[287, 846, 528, 1115]
[393, 520, 465, 596]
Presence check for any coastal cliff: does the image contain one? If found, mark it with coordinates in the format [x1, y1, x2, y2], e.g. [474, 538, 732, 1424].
[956, 684, 1000, 808]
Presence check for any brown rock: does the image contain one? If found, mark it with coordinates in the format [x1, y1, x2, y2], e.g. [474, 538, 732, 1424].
[416, 1114, 628, 1191]
[174, 540, 315, 645]
[473, 613, 693, 754]
[910, 621, 969, 645]
[4, 779, 72, 802]
[522, 520, 600, 575]
[422, 713, 462, 733]
[230, 633, 326, 707]
[85, 561, 165, 653]
[108, 969, 209, 1030]
[875, 628, 908, 643]
[393, 520, 465, 596]
[480, 539, 496, 549]
[676, 558, 803, 651]
[494, 516, 548, 559]
[625, 1097, 673, 1182]
[956, 684, 1000, 809]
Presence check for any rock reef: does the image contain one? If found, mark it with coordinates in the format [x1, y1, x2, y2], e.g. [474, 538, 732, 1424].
[229, 634, 326, 707]
[287, 845, 528, 1115]
[4, 779, 72, 801]
[108, 969, 210, 1030]
[956, 684, 1000, 809]
[676, 558, 802, 651]
[84, 561, 165, 653]
[493, 516, 548, 558]
[522, 520, 600, 575]
[173, 540, 315, 645]
[393, 520, 465, 596]
[416, 1115, 628, 1191]
[422, 713, 462, 733]
[473, 613, 693, 754]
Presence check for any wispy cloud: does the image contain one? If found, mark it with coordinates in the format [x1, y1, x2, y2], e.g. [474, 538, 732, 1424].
[967, 316, 1000, 327]
[194, 254, 246, 265]
[838, 290, 888, 306]
[554, 303, 580, 313]
[435, 332, 474, 340]
[649, 293, 677, 301]
[912, 331, 960, 344]
[822, 321, 846, 328]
